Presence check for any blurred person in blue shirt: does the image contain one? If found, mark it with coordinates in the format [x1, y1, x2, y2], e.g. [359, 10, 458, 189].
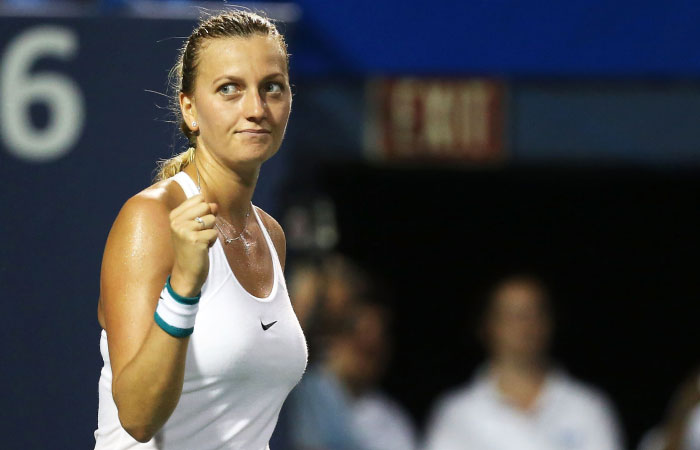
[424, 274, 624, 450]
[291, 302, 417, 450]
[276, 255, 417, 450]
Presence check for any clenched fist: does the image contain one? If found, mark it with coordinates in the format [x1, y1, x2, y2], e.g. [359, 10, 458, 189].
[168, 194, 219, 297]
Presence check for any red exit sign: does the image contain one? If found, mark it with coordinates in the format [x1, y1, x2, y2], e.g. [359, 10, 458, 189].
[365, 78, 505, 163]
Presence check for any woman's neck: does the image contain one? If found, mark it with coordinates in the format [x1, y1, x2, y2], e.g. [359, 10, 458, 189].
[184, 147, 260, 225]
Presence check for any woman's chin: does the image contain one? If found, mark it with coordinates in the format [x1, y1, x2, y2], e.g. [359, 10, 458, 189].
[227, 149, 277, 169]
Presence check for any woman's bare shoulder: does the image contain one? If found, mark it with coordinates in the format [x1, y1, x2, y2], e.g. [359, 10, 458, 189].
[111, 179, 185, 227]
[104, 178, 187, 266]
[130, 178, 187, 213]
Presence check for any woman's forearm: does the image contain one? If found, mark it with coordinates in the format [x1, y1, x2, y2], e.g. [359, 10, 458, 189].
[112, 322, 190, 442]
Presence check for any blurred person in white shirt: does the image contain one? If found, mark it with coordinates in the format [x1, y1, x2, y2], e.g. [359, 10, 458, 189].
[424, 274, 624, 450]
[337, 302, 418, 450]
[637, 369, 700, 450]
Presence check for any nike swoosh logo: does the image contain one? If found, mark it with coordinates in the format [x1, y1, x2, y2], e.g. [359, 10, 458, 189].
[261, 320, 277, 331]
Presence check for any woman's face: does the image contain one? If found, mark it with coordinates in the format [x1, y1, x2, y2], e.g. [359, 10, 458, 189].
[181, 34, 291, 170]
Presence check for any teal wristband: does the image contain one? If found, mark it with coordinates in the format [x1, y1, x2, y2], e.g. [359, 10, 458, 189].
[154, 276, 200, 338]
[154, 311, 194, 338]
[165, 275, 201, 305]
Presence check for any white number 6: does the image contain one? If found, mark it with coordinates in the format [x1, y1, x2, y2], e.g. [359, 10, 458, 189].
[1, 26, 85, 162]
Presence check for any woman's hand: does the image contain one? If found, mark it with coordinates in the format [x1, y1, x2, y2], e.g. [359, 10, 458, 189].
[169, 194, 218, 297]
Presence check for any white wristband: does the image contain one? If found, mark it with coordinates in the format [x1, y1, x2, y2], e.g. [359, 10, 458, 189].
[153, 276, 200, 338]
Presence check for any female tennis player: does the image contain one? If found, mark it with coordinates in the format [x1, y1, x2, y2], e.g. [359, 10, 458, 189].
[94, 10, 307, 449]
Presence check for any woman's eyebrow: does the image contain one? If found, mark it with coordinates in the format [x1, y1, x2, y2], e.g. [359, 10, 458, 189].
[212, 74, 244, 85]
[212, 72, 286, 85]
[263, 72, 286, 79]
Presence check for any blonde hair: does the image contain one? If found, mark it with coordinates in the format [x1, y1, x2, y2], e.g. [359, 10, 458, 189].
[155, 147, 195, 182]
[154, 9, 289, 182]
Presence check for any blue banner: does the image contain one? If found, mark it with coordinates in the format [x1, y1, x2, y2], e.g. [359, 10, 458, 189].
[292, 0, 700, 76]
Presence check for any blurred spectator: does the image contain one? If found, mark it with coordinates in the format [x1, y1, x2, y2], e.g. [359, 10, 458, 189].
[287, 254, 370, 361]
[286, 259, 326, 330]
[424, 275, 624, 450]
[277, 255, 416, 450]
[638, 369, 700, 450]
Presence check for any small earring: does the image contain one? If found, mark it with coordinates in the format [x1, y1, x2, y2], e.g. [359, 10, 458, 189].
[192, 121, 197, 127]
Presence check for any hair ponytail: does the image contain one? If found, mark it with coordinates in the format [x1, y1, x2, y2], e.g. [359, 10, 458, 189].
[155, 147, 195, 182]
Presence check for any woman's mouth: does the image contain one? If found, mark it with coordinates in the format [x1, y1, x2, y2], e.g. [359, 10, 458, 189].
[236, 129, 271, 135]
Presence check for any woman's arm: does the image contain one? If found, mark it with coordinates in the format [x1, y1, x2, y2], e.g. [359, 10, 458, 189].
[100, 187, 217, 442]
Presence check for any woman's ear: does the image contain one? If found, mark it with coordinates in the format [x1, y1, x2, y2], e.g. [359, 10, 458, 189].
[179, 92, 198, 132]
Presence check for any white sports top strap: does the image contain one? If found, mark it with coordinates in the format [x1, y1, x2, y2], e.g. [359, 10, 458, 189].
[251, 205, 283, 275]
[172, 171, 200, 198]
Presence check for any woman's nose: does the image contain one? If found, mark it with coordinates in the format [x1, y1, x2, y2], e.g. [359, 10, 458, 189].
[243, 90, 265, 121]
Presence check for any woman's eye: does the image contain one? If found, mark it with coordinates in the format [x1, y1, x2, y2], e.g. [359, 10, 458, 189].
[219, 84, 239, 95]
[265, 82, 283, 94]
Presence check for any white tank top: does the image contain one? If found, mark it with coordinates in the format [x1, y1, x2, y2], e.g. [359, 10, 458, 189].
[95, 171, 308, 450]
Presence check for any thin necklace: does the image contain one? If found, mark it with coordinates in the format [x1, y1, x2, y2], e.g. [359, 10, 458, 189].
[194, 157, 255, 253]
